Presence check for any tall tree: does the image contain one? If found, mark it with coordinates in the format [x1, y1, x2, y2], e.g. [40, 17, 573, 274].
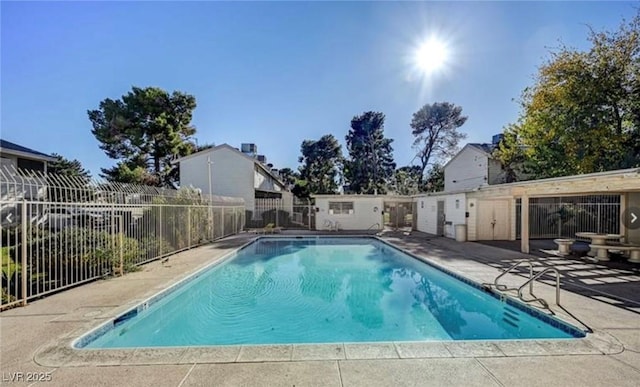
[48, 153, 91, 180]
[492, 125, 528, 182]
[423, 163, 445, 192]
[298, 134, 343, 194]
[195, 142, 216, 152]
[47, 154, 93, 202]
[277, 167, 298, 188]
[344, 111, 396, 194]
[495, 14, 640, 179]
[410, 102, 467, 186]
[88, 86, 197, 187]
[391, 166, 422, 195]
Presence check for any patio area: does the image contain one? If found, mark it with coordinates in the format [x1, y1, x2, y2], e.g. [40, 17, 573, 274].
[1, 231, 639, 386]
[476, 238, 640, 313]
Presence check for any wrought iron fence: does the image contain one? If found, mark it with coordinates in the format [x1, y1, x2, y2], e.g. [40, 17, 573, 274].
[0, 166, 244, 309]
[251, 197, 314, 229]
[516, 195, 621, 239]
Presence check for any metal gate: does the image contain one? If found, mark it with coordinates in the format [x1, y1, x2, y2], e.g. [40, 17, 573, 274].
[253, 197, 314, 229]
[383, 201, 413, 231]
[516, 195, 621, 239]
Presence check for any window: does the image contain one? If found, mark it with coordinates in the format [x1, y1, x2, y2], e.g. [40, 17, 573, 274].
[328, 201, 354, 215]
[17, 158, 45, 173]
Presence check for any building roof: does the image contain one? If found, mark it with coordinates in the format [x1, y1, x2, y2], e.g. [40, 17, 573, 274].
[443, 143, 496, 170]
[0, 139, 56, 161]
[467, 143, 496, 156]
[311, 194, 413, 201]
[174, 143, 287, 190]
[415, 167, 640, 197]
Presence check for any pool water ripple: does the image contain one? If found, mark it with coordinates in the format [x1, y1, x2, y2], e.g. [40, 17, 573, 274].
[80, 237, 583, 348]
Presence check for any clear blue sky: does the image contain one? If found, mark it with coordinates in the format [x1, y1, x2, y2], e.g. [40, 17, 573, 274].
[1, 1, 636, 178]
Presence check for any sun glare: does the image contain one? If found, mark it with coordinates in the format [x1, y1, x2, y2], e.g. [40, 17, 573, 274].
[414, 37, 449, 75]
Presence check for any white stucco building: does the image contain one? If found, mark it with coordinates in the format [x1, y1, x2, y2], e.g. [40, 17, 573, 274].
[312, 195, 413, 231]
[175, 144, 292, 216]
[414, 192, 469, 239]
[443, 143, 506, 192]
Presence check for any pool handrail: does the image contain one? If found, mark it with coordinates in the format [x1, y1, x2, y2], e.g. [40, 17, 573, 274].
[490, 259, 535, 295]
[517, 267, 561, 307]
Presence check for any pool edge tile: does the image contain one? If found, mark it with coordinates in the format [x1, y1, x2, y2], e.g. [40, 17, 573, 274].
[394, 342, 452, 359]
[534, 338, 604, 355]
[237, 345, 293, 362]
[291, 344, 346, 361]
[123, 347, 188, 365]
[496, 340, 550, 357]
[445, 342, 506, 358]
[344, 343, 399, 360]
[178, 346, 241, 364]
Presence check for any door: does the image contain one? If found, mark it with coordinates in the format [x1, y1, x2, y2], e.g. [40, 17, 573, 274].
[412, 202, 418, 230]
[436, 200, 445, 236]
[477, 200, 510, 240]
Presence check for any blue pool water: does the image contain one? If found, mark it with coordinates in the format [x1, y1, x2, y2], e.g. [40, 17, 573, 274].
[80, 237, 583, 348]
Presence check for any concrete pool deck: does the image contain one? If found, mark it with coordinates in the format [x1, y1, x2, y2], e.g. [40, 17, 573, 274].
[1, 232, 639, 386]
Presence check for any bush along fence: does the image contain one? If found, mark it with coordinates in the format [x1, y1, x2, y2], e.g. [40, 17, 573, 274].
[0, 166, 245, 309]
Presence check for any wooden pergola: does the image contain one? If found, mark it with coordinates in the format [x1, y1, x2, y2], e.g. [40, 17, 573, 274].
[468, 168, 640, 253]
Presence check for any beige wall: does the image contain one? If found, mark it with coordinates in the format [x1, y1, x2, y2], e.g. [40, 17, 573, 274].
[467, 198, 478, 240]
[314, 197, 383, 230]
[628, 192, 640, 244]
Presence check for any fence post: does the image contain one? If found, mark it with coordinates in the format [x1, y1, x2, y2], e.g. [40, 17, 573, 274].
[21, 200, 28, 306]
[221, 207, 225, 237]
[308, 199, 312, 230]
[159, 206, 163, 254]
[187, 207, 191, 248]
[118, 215, 124, 276]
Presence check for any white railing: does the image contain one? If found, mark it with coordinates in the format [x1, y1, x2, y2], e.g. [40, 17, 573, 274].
[0, 166, 245, 310]
[516, 195, 621, 239]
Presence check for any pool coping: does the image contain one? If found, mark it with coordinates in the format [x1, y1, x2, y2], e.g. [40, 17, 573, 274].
[34, 235, 624, 367]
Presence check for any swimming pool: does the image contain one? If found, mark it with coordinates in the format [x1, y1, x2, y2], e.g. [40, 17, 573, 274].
[76, 237, 584, 348]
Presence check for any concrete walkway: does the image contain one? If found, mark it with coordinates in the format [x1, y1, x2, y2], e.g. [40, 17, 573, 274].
[1, 232, 640, 386]
[476, 238, 640, 312]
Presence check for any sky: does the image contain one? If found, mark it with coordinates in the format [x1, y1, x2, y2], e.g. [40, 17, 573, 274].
[1, 1, 637, 178]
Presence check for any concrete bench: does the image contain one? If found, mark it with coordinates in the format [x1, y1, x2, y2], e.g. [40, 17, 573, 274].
[553, 239, 575, 256]
[589, 244, 640, 263]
